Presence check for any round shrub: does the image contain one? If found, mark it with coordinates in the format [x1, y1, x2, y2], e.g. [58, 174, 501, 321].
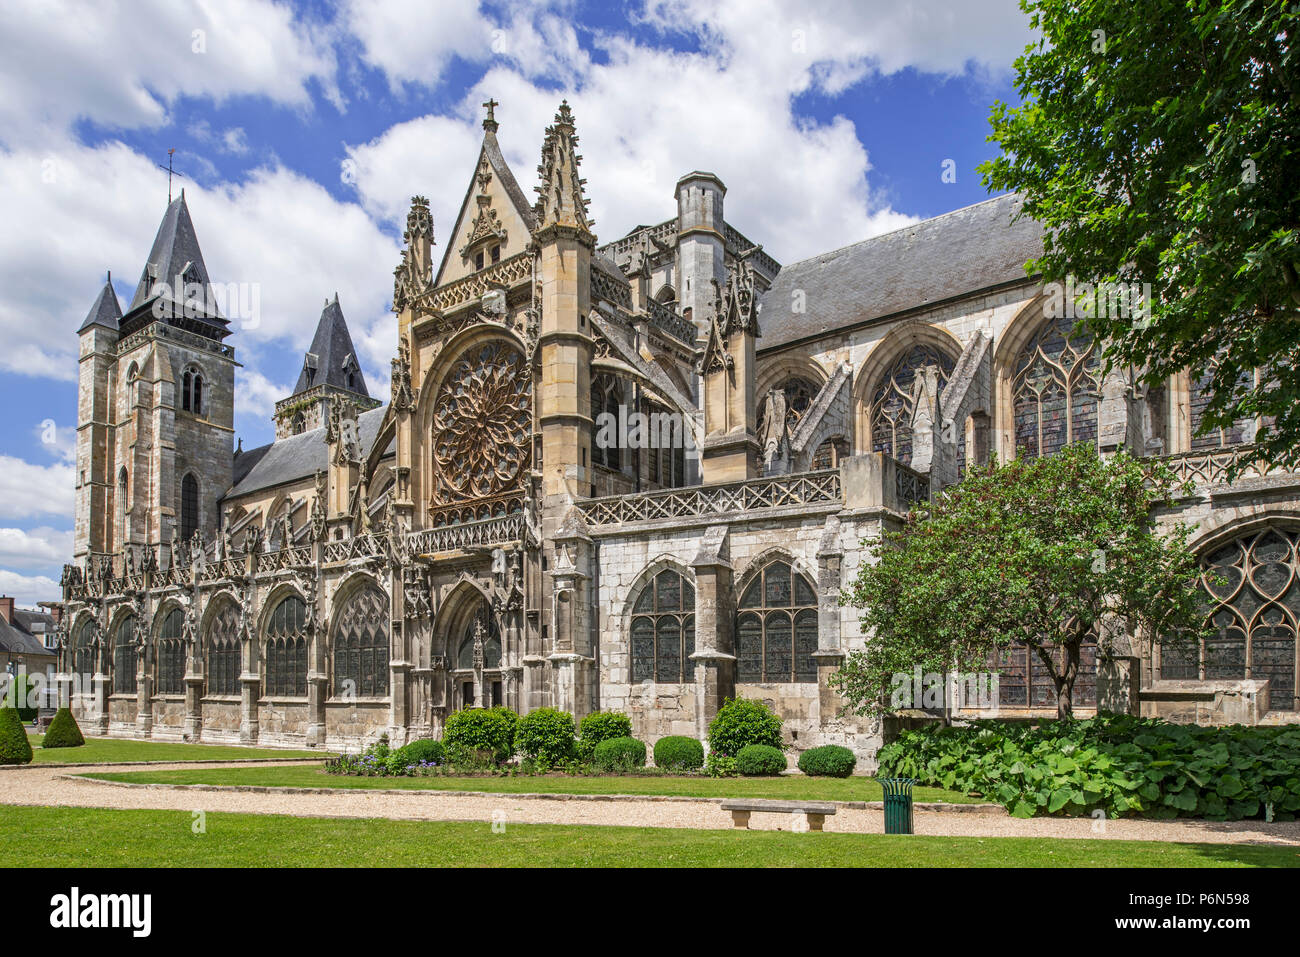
[515, 707, 576, 768]
[653, 735, 704, 771]
[0, 707, 32, 765]
[592, 735, 646, 771]
[708, 697, 784, 757]
[487, 706, 518, 751]
[797, 744, 856, 778]
[41, 708, 85, 749]
[577, 710, 633, 759]
[396, 738, 444, 767]
[442, 708, 515, 764]
[736, 744, 787, 776]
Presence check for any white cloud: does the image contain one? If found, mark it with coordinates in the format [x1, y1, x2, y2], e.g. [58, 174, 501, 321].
[0, 527, 75, 571]
[222, 127, 250, 156]
[341, 0, 496, 91]
[234, 368, 293, 421]
[0, 0, 338, 148]
[0, 457, 74, 521]
[0, 569, 61, 607]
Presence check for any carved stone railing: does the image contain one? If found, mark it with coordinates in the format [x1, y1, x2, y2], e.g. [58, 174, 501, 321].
[894, 461, 931, 508]
[408, 513, 525, 553]
[256, 543, 313, 574]
[1156, 444, 1287, 488]
[425, 252, 531, 313]
[322, 533, 389, 565]
[578, 469, 842, 527]
[591, 267, 633, 310]
[644, 297, 696, 345]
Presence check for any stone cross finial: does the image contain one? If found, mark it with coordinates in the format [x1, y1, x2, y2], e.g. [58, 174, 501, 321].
[482, 97, 499, 132]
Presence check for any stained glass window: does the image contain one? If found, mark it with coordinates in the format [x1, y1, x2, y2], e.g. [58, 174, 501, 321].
[1189, 363, 1258, 450]
[333, 585, 390, 697]
[629, 570, 695, 683]
[156, 608, 185, 695]
[756, 377, 820, 440]
[1165, 526, 1300, 711]
[265, 596, 308, 697]
[113, 615, 137, 695]
[869, 344, 959, 467]
[1012, 315, 1100, 459]
[735, 561, 818, 682]
[206, 600, 240, 696]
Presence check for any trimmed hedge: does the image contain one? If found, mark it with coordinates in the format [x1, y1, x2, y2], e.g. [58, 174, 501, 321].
[708, 697, 784, 757]
[487, 706, 518, 752]
[0, 707, 32, 765]
[653, 735, 704, 771]
[442, 708, 516, 764]
[877, 714, 1300, 820]
[396, 738, 444, 767]
[515, 707, 576, 768]
[4, 674, 37, 722]
[592, 736, 646, 771]
[41, 708, 85, 749]
[797, 744, 856, 778]
[577, 711, 633, 759]
[736, 744, 787, 776]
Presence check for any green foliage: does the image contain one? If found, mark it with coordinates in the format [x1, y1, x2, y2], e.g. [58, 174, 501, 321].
[835, 444, 1206, 719]
[705, 752, 738, 778]
[877, 714, 1300, 821]
[514, 707, 576, 769]
[576, 711, 633, 759]
[708, 697, 784, 757]
[981, 0, 1300, 471]
[653, 735, 705, 771]
[41, 708, 84, 749]
[396, 738, 445, 767]
[486, 706, 518, 752]
[736, 744, 787, 776]
[0, 707, 32, 765]
[3, 674, 37, 722]
[442, 708, 515, 765]
[592, 736, 647, 771]
[797, 745, 857, 778]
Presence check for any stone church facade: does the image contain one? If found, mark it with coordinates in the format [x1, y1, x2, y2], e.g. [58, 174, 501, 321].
[56, 102, 1300, 764]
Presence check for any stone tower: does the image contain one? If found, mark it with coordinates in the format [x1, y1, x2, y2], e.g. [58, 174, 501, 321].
[74, 192, 236, 561]
[675, 172, 728, 336]
[274, 294, 379, 439]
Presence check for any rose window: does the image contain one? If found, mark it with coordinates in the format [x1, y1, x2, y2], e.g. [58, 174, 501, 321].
[431, 341, 531, 508]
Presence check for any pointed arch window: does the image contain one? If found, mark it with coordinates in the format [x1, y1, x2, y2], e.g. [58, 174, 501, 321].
[1012, 314, 1100, 459]
[1189, 360, 1261, 450]
[181, 366, 204, 414]
[265, 595, 308, 697]
[735, 561, 818, 683]
[334, 585, 390, 698]
[630, 569, 695, 683]
[868, 344, 958, 466]
[180, 473, 199, 542]
[1162, 526, 1300, 712]
[757, 377, 820, 442]
[206, 601, 240, 696]
[73, 621, 95, 678]
[157, 608, 185, 695]
[113, 615, 137, 695]
[591, 373, 624, 472]
[455, 608, 502, 671]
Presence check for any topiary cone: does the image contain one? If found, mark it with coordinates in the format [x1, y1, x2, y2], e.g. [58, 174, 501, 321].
[41, 707, 85, 749]
[0, 706, 33, 764]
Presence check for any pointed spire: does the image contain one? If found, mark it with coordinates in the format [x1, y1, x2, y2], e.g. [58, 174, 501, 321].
[79, 275, 122, 333]
[126, 192, 225, 332]
[393, 196, 434, 313]
[534, 100, 593, 237]
[293, 296, 369, 398]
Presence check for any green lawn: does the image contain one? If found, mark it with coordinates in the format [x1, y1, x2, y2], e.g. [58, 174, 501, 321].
[79, 763, 978, 803]
[25, 733, 324, 764]
[2, 806, 1293, 867]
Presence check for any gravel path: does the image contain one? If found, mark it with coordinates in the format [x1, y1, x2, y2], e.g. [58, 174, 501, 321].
[2, 761, 1298, 846]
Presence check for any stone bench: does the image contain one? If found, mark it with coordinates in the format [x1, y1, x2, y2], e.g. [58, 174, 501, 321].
[720, 799, 837, 831]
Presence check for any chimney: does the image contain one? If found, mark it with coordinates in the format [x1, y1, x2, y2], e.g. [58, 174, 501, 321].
[0, 596, 13, 625]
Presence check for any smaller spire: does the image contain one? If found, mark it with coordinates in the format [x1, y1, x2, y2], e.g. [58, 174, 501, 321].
[534, 99, 593, 236]
[79, 276, 122, 333]
[482, 97, 499, 133]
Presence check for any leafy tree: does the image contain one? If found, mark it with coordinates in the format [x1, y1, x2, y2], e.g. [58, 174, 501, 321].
[982, 0, 1300, 470]
[834, 444, 1208, 719]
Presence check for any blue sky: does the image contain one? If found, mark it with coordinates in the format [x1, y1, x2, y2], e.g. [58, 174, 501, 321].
[0, 0, 1033, 606]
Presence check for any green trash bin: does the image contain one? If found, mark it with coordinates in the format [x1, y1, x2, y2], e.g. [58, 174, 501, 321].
[880, 778, 915, 834]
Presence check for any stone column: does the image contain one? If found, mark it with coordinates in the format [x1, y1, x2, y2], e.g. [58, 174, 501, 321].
[239, 623, 259, 744]
[689, 525, 736, 739]
[547, 506, 595, 719]
[812, 517, 846, 731]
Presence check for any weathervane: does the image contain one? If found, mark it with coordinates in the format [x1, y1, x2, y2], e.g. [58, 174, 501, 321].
[158, 148, 186, 203]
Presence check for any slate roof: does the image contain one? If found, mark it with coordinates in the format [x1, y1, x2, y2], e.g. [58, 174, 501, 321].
[124, 191, 227, 334]
[0, 611, 55, 658]
[756, 193, 1045, 352]
[78, 278, 122, 333]
[293, 295, 370, 397]
[228, 406, 390, 498]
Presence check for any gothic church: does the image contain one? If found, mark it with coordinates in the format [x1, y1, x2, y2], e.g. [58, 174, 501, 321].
[58, 102, 1300, 761]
